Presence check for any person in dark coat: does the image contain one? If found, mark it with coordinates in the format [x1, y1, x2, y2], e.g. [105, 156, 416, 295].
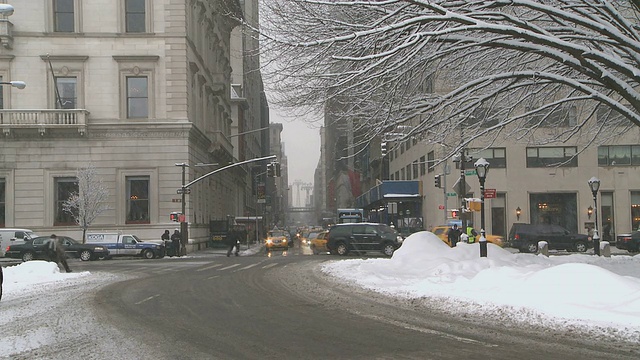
[171, 230, 182, 257]
[1, 265, 4, 301]
[226, 230, 240, 257]
[161, 230, 172, 255]
[447, 224, 461, 247]
[48, 234, 72, 273]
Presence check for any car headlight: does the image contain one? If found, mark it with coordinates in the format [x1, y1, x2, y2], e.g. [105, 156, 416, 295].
[397, 235, 404, 243]
[266, 239, 272, 244]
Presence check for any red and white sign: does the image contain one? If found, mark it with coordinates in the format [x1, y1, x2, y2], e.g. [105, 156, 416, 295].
[438, 205, 445, 210]
[484, 189, 497, 199]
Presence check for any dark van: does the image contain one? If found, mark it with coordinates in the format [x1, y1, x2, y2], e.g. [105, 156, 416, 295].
[507, 223, 592, 253]
[327, 223, 403, 256]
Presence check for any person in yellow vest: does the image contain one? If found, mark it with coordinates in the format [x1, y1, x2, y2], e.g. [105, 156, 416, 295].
[466, 226, 478, 244]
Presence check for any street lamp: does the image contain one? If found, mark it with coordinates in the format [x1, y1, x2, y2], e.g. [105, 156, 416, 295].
[0, 4, 14, 16]
[588, 176, 601, 256]
[474, 157, 490, 258]
[0, 81, 26, 89]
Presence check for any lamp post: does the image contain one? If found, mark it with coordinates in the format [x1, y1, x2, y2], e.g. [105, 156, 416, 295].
[175, 162, 189, 256]
[474, 157, 490, 258]
[588, 176, 601, 256]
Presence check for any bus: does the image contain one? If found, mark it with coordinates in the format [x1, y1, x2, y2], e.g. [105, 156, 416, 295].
[337, 208, 364, 224]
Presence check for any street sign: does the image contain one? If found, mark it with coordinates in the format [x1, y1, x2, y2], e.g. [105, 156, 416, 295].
[465, 169, 477, 176]
[176, 188, 191, 194]
[446, 192, 457, 197]
[451, 177, 471, 196]
[484, 189, 497, 199]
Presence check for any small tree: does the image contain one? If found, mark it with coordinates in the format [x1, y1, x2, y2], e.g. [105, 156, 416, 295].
[63, 164, 111, 243]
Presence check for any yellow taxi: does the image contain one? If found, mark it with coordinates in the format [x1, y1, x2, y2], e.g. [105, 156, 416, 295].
[309, 230, 329, 255]
[431, 225, 505, 247]
[265, 229, 289, 251]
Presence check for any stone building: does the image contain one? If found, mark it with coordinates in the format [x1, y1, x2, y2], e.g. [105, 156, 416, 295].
[0, 0, 268, 249]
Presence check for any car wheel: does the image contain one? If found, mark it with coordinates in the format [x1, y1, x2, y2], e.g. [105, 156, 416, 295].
[382, 243, 395, 257]
[574, 241, 588, 253]
[22, 251, 35, 262]
[142, 249, 155, 259]
[525, 242, 538, 253]
[79, 250, 93, 261]
[336, 242, 349, 256]
[311, 245, 319, 255]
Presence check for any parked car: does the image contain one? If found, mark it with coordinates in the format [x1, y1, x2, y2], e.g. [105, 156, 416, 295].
[327, 223, 403, 256]
[4, 236, 109, 262]
[431, 225, 505, 247]
[507, 223, 592, 253]
[265, 230, 290, 251]
[616, 232, 640, 253]
[0, 228, 40, 257]
[309, 230, 329, 255]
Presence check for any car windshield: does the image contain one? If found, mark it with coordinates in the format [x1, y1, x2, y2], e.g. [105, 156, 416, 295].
[308, 232, 321, 239]
[269, 231, 287, 237]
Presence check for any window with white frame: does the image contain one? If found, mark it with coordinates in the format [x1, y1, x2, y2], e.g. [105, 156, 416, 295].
[0, 178, 5, 227]
[126, 176, 150, 224]
[126, 76, 148, 118]
[54, 177, 78, 226]
[598, 145, 640, 166]
[55, 77, 77, 109]
[465, 148, 507, 168]
[114, 56, 158, 120]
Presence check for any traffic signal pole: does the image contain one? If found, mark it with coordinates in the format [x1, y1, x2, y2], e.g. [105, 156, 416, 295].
[459, 150, 468, 232]
[177, 155, 277, 255]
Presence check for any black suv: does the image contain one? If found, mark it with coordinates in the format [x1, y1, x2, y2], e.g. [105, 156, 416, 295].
[327, 223, 403, 256]
[507, 223, 592, 253]
[616, 232, 640, 253]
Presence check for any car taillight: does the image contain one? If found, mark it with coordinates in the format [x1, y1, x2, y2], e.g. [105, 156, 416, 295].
[621, 236, 632, 242]
[514, 234, 520, 240]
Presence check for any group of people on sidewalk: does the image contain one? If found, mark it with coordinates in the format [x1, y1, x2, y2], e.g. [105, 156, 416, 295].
[447, 224, 479, 247]
[161, 229, 183, 257]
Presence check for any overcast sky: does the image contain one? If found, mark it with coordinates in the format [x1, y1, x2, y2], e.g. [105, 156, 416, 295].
[269, 105, 321, 188]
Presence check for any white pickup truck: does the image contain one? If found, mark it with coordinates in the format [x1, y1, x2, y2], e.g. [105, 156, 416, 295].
[85, 233, 165, 259]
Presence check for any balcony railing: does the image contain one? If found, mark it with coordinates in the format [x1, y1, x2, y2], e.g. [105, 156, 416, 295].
[0, 109, 89, 136]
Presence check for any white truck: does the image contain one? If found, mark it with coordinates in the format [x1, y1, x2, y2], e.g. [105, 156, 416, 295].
[85, 233, 165, 259]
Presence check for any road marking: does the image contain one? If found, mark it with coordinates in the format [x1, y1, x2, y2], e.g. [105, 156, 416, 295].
[360, 314, 498, 347]
[262, 263, 278, 269]
[236, 263, 259, 271]
[207, 275, 220, 280]
[196, 263, 223, 272]
[135, 294, 160, 305]
[218, 264, 241, 271]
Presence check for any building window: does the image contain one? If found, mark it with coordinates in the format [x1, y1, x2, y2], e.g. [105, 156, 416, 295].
[601, 192, 614, 242]
[125, 0, 146, 33]
[632, 191, 640, 231]
[427, 151, 435, 173]
[0, 178, 5, 227]
[55, 77, 77, 109]
[466, 148, 507, 168]
[126, 176, 150, 224]
[0, 75, 4, 109]
[526, 147, 577, 167]
[53, 0, 75, 32]
[400, 168, 405, 180]
[127, 76, 148, 118]
[420, 156, 426, 176]
[412, 161, 419, 179]
[55, 177, 78, 226]
[598, 145, 640, 166]
[406, 164, 412, 180]
[394, 171, 399, 180]
[527, 105, 577, 127]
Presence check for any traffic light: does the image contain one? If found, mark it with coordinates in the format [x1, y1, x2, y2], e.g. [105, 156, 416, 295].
[381, 142, 387, 157]
[274, 162, 281, 177]
[267, 163, 274, 177]
[451, 209, 459, 218]
[434, 174, 442, 188]
[170, 212, 181, 222]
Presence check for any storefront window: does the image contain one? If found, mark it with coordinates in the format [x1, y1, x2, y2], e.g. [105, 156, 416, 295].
[631, 192, 640, 231]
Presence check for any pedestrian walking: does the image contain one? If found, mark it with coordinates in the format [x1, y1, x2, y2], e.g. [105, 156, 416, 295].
[226, 230, 240, 257]
[171, 229, 182, 257]
[465, 225, 478, 244]
[47, 234, 72, 273]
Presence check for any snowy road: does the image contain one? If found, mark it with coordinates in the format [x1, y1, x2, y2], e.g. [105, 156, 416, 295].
[0, 273, 167, 360]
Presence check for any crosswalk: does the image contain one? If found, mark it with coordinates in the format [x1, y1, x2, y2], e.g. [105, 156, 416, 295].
[75, 258, 287, 277]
